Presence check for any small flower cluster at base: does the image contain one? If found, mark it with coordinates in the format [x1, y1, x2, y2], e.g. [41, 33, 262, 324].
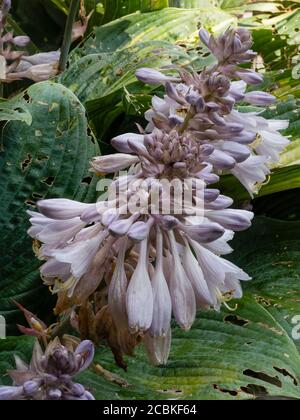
[27, 27, 290, 365]
[0, 338, 95, 400]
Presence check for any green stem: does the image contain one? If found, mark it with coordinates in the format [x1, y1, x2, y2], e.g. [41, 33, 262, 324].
[179, 109, 194, 134]
[58, 0, 80, 72]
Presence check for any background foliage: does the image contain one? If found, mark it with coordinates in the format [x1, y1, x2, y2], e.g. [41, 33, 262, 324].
[0, 0, 299, 400]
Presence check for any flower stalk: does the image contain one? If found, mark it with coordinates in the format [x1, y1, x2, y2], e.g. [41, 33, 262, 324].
[59, 0, 80, 72]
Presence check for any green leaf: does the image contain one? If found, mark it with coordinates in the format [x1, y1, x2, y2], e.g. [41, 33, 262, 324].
[62, 40, 205, 139]
[0, 99, 32, 127]
[0, 336, 34, 386]
[71, 7, 236, 58]
[0, 81, 99, 334]
[63, 6, 235, 139]
[64, 42, 191, 104]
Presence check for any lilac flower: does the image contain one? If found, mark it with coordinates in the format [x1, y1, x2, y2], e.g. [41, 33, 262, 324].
[0, 339, 95, 400]
[27, 27, 290, 366]
[136, 28, 289, 196]
[28, 127, 253, 365]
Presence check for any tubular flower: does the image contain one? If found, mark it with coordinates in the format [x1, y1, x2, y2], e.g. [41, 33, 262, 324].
[27, 27, 289, 365]
[0, 338, 95, 400]
[0, 1, 60, 83]
[137, 28, 289, 196]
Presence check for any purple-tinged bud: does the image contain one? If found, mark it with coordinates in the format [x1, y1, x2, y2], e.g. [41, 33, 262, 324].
[126, 238, 154, 332]
[83, 391, 95, 400]
[109, 213, 139, 237]
[91, 153, 139, 174]
[75, 340, 95, 373]
[206, 102, 221, 112]
[244, 91, 276, 106]
[196, 96, 206, 113]
[218, 141, 251, 163]
[16, 62, 59, 82]
[201, 144, 214, 157]
[37, 199, 93, 220]
[236, 69, 263, 85]
[127, 219, 153, 242]
[136, 68, 180, 85]
[23, 380, 42, 395]
[186, 90, 201, 106]
[198, 28, 211, 47]
[101, 208, 119, 227]
[207, 209, 254, 231]
[208, 149, 236, 170]
[111, 133, 144, 153]
[232, 131, 256, 144]
[13, 36, 30, 47]
[0, 386, 24, 400]
[204, 189, 220, 203]
[165, 82, 185, 104]
[48, 388, 62, 400]
[21, 51, 60, 65]
[179, 222, 225, 244]
[70, 383, 85, 397]
[205, 195, 233, 210]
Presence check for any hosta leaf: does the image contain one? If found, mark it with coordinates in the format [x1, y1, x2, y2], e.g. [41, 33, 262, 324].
[0, 99, 32, 127]
[71, 7, 236, 58]
[62, 41, 207, 139]
[65, 7, 236, 140]
[0, 336, 34, 386]
[2, 218, 300, 400]
[262, 9, 300, 47]
[63, 41, 192, 105]
[0, 81, 99, 334]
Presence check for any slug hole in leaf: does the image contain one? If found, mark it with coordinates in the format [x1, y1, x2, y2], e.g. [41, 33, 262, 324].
[273, 367, 298, 386]
[224, 315, 249, 327]
[21, 154, 32, 171]
[25, 199, 36, 207]
[42, 176, 55, 186]
[81, 176, 92, 185]
[32, 192, 44, 199]
[213, 384, 238, 397]
[241, 384, 269, 398]
[243, 369, 282, 388]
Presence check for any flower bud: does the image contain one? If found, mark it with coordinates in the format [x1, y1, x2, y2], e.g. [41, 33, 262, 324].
[13, 36, 30, 47]
[136, 68, 180, 85]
